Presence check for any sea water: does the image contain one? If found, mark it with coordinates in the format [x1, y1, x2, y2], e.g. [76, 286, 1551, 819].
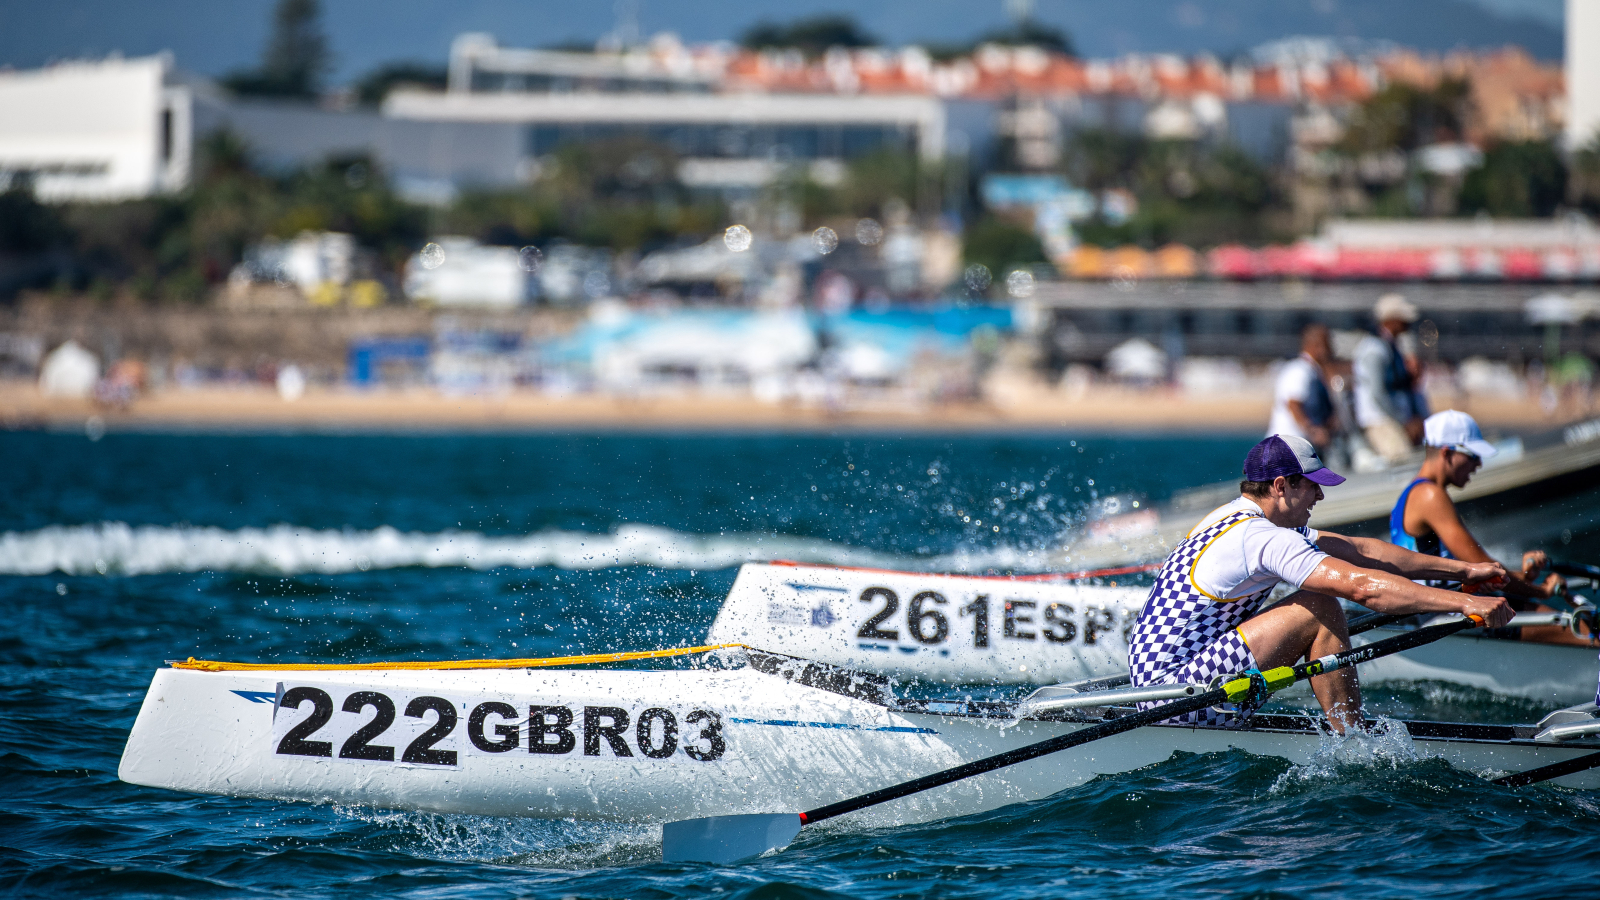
[3, 430, 1599, 898]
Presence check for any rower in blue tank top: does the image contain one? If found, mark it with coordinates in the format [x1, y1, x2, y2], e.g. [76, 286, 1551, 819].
[1389, 478, 1454, 589]
[1127, 434, 1512, 733]
[1389, 410, 1592, 646]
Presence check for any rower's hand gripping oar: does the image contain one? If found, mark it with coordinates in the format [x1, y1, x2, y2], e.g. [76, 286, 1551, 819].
[661, 613, 1490, 865]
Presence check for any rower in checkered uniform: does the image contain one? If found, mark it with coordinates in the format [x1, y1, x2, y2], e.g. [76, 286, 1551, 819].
[1126, 433, 1515, 732]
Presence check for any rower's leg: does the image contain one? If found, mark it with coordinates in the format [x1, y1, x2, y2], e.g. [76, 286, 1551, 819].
[1238, 591, 1363, 733]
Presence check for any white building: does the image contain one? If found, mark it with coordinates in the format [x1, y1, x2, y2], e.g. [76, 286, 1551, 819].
[0, 54, 192, 200]
[384, 33, 947, 190]
[1569, 0, 1600, 151]
[0, 52, 523, 206]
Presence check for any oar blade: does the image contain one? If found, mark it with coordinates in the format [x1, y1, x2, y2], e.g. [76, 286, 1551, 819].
[661, 813, 803, 864]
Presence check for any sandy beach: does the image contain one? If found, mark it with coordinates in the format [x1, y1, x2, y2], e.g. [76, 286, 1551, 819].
[0, 380, 1567, 434]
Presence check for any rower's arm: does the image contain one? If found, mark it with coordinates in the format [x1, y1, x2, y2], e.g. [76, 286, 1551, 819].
[1314, 530, 1501, 584]
[1400, 485, 1554, 602]
[1300, 557, 1513, 625]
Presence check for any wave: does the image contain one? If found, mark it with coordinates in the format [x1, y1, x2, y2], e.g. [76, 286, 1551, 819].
[0, 521, 1057, 577]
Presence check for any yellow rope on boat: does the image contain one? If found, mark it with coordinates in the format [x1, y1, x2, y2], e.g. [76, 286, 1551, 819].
[170, 642, 749, 672]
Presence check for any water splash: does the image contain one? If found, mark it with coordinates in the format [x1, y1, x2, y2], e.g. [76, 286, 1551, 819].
[1269, 715, 1423, 794]
[339, 807, 662, 869]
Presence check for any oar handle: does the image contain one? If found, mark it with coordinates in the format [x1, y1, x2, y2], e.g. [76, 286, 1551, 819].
[799, 613, 1487, 827]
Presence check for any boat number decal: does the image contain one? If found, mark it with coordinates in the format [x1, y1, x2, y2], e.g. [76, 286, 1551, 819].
[854, 588, 1132, 649]
[273, 686, 464, 767]
[857, 588, 900, 640]
[272, 686, 724, 765]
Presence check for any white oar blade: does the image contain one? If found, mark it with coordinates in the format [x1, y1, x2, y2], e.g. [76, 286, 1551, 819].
[661, 813, 803, 864]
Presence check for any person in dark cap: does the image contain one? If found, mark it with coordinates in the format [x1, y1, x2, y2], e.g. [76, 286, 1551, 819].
[1127, 434, 1512, 733]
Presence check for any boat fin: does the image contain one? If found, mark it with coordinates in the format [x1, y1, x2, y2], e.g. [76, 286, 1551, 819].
[661, 813, 803, 865]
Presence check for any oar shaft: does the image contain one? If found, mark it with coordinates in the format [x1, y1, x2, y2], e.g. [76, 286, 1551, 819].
[800, 687, 1227, 825]
[1494, 750, 1600, 787]
[1551, 562, 1600, 581]
[1345, 611, 1409, 636]
[1294, 614, 1484, 680]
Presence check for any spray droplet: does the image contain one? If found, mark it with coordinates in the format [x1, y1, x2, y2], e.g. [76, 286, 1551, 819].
[419, 243, 446, 269]
[812, 226, 839, 255]
[723, 225, 753, 252]
[964, 263, 992, 293]
[854, 218, 883, 246]
[518, 246, 543, 273]
[1006, 269, 1035, 298]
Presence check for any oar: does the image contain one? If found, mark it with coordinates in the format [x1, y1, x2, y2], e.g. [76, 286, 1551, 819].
[1346, 610, 1410, 636]
[1551, 562, 1600, 582]
[1493, 751, 1600, 787]
[661, 613, 1489, 864]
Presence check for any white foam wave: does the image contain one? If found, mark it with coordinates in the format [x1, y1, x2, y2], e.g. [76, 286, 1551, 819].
[0, 520, 1080, 577]
[0, 521, 945, 576]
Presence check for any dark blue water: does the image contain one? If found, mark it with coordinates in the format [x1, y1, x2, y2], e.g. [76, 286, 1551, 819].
[4, 431, 1599, 898]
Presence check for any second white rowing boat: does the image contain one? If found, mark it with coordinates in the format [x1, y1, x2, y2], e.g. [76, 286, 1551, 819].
[711, 563, 1600, 704]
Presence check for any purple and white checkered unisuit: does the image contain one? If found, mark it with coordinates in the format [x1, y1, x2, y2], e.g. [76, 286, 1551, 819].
[1128, 509, 1269, 726]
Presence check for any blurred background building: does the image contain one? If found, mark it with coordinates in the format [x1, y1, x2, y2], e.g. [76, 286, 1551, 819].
[1, 0, 1598, 427]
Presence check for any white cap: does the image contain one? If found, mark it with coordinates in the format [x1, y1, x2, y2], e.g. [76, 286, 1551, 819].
[1424, 409, 1497, 459]
[1374, 293, 1419, 323]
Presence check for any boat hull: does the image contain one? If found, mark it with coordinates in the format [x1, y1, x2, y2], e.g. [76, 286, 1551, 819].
[118, 666, 1095, 826]
[119, 664, 1600, 827]
[713, 563, 1600, 703]
[706, 562, 1146, 684]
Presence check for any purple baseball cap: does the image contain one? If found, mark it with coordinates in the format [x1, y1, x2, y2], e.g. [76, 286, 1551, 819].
[1244, 434, 1346, 486]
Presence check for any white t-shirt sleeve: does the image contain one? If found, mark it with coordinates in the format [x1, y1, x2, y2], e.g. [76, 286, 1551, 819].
[1274, 359, 1314, 404]
[1243, 523, 1328, 589]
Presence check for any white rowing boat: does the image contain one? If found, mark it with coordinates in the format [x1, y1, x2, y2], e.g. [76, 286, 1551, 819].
[712, 563, 1600, 704]
[1350, 623, 1598, 705]
[1055, 421, 1600, 572]
[705, 562, 1146, 684]
[118, 650, 1600, 828]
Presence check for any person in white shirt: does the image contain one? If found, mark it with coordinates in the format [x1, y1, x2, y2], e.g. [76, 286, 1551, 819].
[1127, 434, 1512, 733]
[1353, 294, 1428, 463]
[1268, 323, 1338, 454]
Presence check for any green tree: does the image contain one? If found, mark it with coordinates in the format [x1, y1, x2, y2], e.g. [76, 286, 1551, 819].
[974, 20, 1075, 55]
[963, 216, 1046, 277]
[497, 137, 723, 251]
[1060, 129, 1144, 193]
[1458, 140, 1567, 217]
[1061, 131, 1282, 247]
[838, 149, 922, 218]
[0, 182, 66, 253]
[1570, 131, 1600, 216]
[352, 62, 447, 107]
[741, 16, 878, 56]
[1338, 80, 1471, 154]
[225, 0, 331, 98]
[272, 155, 427, 268]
